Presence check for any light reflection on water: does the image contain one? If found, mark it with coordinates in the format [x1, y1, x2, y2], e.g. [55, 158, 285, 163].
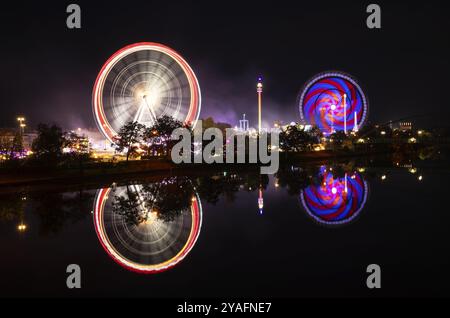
[91, 165, 372, 274]
[300, 166, 369, 226]
[1, 152, 449, 297]
[0, 159, 433, 274]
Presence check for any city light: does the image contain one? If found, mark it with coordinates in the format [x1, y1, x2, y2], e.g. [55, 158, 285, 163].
[409, 168, 417, 174]
[17, 116, 26, 135]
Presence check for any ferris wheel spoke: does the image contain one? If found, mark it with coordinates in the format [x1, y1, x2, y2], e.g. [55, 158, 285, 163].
[159, 82, 187, 96]
[109, 99, 138, 122]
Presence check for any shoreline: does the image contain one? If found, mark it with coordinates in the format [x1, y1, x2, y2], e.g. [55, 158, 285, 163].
[0, 151, 392, 188]
[0, 147, 430, 189]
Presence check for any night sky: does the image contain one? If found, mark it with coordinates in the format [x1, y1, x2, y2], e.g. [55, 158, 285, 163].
[1, 1, 449, 130]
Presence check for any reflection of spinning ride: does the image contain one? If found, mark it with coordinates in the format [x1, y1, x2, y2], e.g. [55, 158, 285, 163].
[298, 71, 369, 134]
[92, 42, 201, 142]
[300, 167, 369, 226]
[93, 185, 202, 273]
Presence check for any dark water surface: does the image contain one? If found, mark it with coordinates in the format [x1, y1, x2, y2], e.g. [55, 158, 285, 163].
[1, 154, 450, 298]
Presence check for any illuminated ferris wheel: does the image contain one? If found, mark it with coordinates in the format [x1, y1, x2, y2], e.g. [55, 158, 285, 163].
[298, 71, 369, 134]
[92, 42, 201, 142]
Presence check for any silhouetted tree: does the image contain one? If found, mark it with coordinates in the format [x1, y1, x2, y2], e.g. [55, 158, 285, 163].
[10, 132, 24, 158]
[0, 136, 12, 161]
[113, 121, 146, 162]
[329, 131, 348, 149]
[112, 177, 195, 225]
[144, 115, 185, 158]
[196, 174, 243, 204]
[309, 126, 323, 142]
[201, 117, 232, 134]
[276, 166, 319, 195]
[142, 177, 194, 222]
[31, 124, 65, 162]
[279, 125, 321, 152]
[30, 190, 93, 236]
[0, 192, 25, 222]
[112, 185, 146, 225]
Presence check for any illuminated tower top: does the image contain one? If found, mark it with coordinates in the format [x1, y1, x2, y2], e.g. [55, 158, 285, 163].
[257, 76, 263, 93]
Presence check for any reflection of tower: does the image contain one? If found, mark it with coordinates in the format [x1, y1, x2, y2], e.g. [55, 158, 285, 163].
[258, 187, 264, 215]
[257, 77, 263, 133]
[239, 114, 249, 132]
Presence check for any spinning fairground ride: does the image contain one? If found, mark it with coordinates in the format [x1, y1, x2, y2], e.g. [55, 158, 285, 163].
[298, 71, 369, 135]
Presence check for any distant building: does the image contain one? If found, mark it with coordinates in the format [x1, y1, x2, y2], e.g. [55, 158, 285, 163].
[0, 128, 15, 143]
[281, 122, 312, 132]
[64, 131, 90, 154]
[0, 128, 37, 150]
[399, 122, 413, 131]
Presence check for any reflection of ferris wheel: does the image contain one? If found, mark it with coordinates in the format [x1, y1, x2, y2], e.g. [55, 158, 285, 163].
[93, 42, 201, 142]
[93, 185, 202, 274]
